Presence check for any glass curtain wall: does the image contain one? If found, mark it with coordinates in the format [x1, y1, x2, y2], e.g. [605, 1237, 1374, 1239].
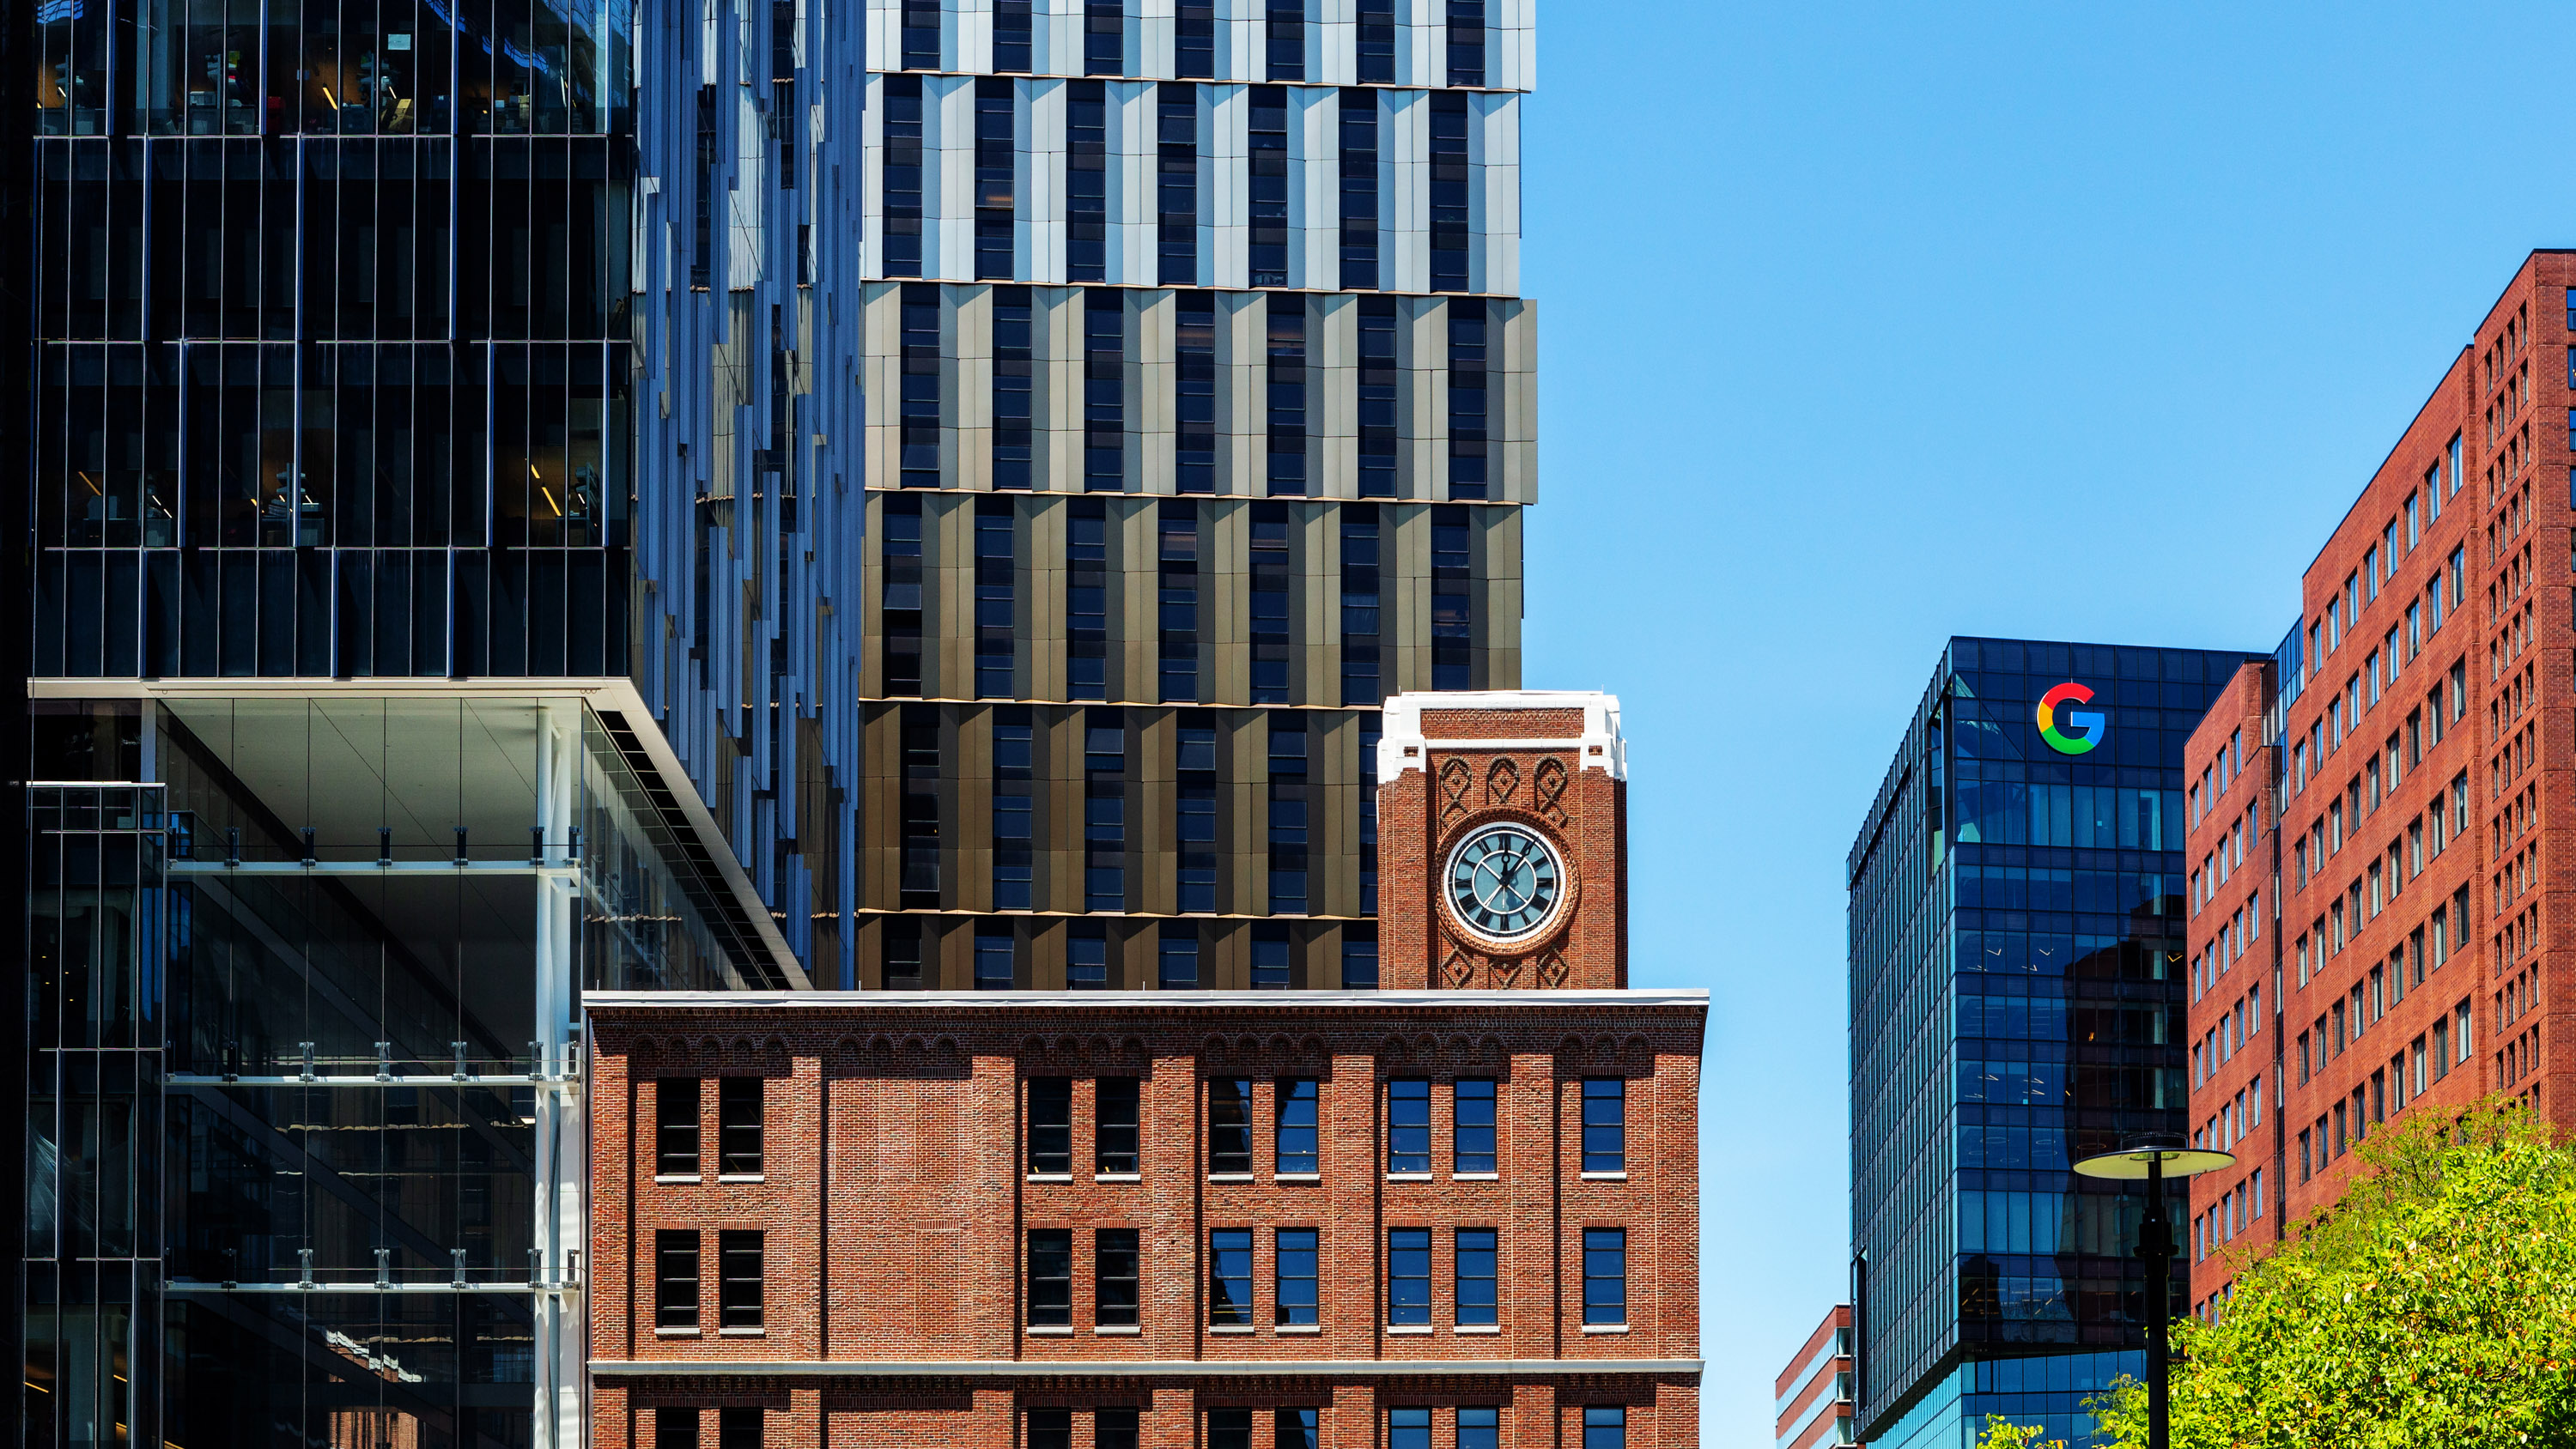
[27, 695, 755, 1449]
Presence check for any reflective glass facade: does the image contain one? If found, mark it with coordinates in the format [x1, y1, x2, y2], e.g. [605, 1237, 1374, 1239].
[1848, 638, 2261, 1447]
[26, 692, 773, 1449]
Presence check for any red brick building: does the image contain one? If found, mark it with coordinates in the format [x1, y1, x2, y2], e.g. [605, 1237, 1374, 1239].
[2182, 252, 2574, 1310]
[585, 692, 1705, 1449]
[1770, 1307, 1852, 1449]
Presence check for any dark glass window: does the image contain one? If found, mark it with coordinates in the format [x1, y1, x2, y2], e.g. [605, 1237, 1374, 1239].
[1160, 924, 1200, 988]
[883, 498, 927, 692]
[1097, 1077, 1141, 1172]
[1428, 93, 1469, 289]
[657, 1408, 699, 1449]
[1085, 707, 1128, 907]
[1029, 1078, 1072, 1173]
[655, 1229, 699, 1329]
[1342, 504, 1382, 702]
[1096, 1228, 1139, 1325]
[1066, 83, 1109, 280]
[1176, 0, 1212, 76]
[1265, 302, 1306, 494]
[1387, 1078, 1430, 1173]
[975, 77, 1016, 279]
[1583, 1409, 1625, 1449]
[1446, 0, 1485, 85]
[1176, 291, 1217, 494]
[1098, 1410, 1139, 1449]
[1455, 1228, 1498, 1325]
[993, 706, 1035, 907]
[1387, 1228, 1431, 1325]
[1582, 1228, 1625, 1325]
[1355, 299, 1396, 489]
[976, 931, 1016, 989]
[1459, 1409, 1498, 1449]
[900, 283, 943, 487]
[1340, 92, 1382, 290]
[718, 1229, 764, 1330]
[1067, 924, 1109, 988]
[1583, 1077, 1626, 1172]
[900, 703, 942, 902]
[975, 498, 1016, 695]
[1209, 1229, 1255, 1324]
[1028, 1228, 1072, 1325]
[1357, 0, 1395, 82]
[993, 0, 1032, 70]
[1431, 505, 1472, 688]
[1030, 1410, 1072, 1449]
[657, 1077, 702, 1176]
[1358, 724, 1382, 911]
[901, 0, 940, 65]
[1208, 1078, 1254, 1173]
[1251, 922, 1292, 989]
[719, 1409, 762, 1449]
[1157, 83, 1198, 285]
[1453, 1078, 1495, 1173]
[1274, 1077, 1318, 1173]
[993, 287, 1034, 488]
[1267, 717, 1308, 910]
[1274, 1228, 1318, 1325]
[1249, 88, 1291, 285]
[718, 1076, 763, 1176]
[1085, 0, 1124, 74]
[882, 75, 925, 276]
[1157, 503, 1199, 700]
[884, 916, 926, 989]
[1388, 1410, 1430, 1449]
[1176, 711, 1219, 911]
[1084, 289, 1125, 488]
[1066, 499, 1109, 697]
[1266, 0, 1303, 79]
[1341, 929, 1379, 989]
[1447, 300, 1488, 498]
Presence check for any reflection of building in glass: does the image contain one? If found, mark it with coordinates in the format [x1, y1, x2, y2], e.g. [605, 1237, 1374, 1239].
[24, 0, 866, 1433]
[851, 6, 1538, 989]
[1848, 638, 2261, 1449]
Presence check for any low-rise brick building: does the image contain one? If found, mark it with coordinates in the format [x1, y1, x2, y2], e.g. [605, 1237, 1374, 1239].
[585, 692, 1705, 1449]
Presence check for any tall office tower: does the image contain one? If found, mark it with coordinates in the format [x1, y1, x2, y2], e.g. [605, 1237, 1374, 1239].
[586, 691, 1704, 1449]
[1848, 639, 2259, 1449]
[1773, 1306, 1854, 1449]
[851, 1, 1537, 990]
[2182, 252, 2571, 1314]
[21, 0, 867, 1438]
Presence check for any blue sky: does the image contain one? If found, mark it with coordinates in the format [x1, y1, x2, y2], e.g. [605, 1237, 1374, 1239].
[1515, 3, 2576, 1440]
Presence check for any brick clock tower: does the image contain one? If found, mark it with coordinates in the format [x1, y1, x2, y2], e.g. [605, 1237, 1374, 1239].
[1376, 692, 1630, 991]
[581, 688, 1698, 1449]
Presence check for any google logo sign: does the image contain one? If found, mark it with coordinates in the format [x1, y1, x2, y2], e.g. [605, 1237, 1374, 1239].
[2036, 682, 2106, 756]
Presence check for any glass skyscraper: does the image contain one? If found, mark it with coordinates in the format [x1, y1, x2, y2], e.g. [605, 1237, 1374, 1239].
[848, 3, 1539, 991]
[1848, 637, 2260, 1449]
[20, 0, 867, 1436]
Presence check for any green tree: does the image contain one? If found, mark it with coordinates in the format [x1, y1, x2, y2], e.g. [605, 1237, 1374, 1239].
[1975, 1416, 2067, 1449]
[2081, 1102, 2576, 1448]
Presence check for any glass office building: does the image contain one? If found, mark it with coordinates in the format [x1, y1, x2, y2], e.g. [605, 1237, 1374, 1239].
[1848, 638, 2261, 1449]
[849, 3, 1538, 991]
[21, 0, 867, 1436]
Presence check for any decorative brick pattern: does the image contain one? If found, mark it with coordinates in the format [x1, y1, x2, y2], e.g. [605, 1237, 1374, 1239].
[1419, 709, 1587, 740]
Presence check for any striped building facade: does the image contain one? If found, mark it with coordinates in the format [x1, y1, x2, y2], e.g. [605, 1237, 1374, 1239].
[850, 0, 1539, 991]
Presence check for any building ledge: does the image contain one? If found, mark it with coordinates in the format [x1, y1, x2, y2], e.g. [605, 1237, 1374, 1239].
[588, 1356, 1706, 1378]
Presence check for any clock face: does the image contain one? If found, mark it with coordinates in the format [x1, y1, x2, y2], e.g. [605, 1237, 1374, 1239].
[1445, 823, 1564, 943]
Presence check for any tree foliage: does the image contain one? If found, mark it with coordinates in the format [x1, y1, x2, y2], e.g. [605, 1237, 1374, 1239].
[1976, 1416, 2067, 1449]
[2075, 1103, 2576, 1448]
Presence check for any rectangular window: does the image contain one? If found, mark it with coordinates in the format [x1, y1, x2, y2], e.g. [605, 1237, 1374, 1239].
[1342, 929, 1380, 989]
[1159, 924, 1200, 988]
[1582, 1228, 1626, 1325]
[1096, 1228, 1139, 1326]
[1388, 1078, 1431, 1173]
[657, 1409, 699, 1449]
[1209, 1229, 1254, 1325]
[1030, 1410, 1072, 1449]
[1389, 1410, 1430, 1449]
[2456, 1003, 2473, 1063]
[2433, 1016, 2451, 1080]
[1028, 1228, 1072, 1325]
[1583, 1407, 1625, 1449]
[655, 1229, 700, 1330]
[1454, 1078, 1496, 1173]
[1029, 1078, 1072, 1174]
[718, 1229, 764, 1331]
[718, 1409, 762, 1449]
[1277, 1410, 1318, 1449]
[1209, 1078, 1254, 1174]
[1274, 1227, 1318, 1325]
[1097, 1077, 1140, 1173]
[1275, 1078, 1318, 1174]
[658, 1078, 702, 1176]
[1455, 1228, 1498, 1325]
[719, 1077, 763, 1176]
[1460, 1409, 1498, 1449]
[1387, 1228, 1431, 1325]
[976, 931, 1017, 989]
[1583, 1078, 1626, 1173]
[1067, 925, 1109, 988]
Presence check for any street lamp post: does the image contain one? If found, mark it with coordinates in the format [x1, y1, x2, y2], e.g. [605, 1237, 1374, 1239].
[2071, 1135, 2234, 1449]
